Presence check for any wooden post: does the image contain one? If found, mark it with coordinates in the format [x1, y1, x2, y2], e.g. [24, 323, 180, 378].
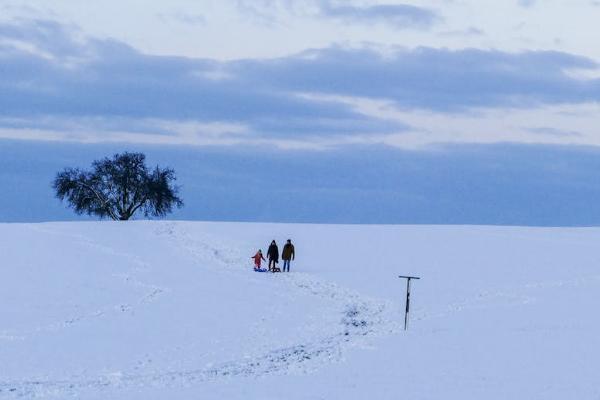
[398, 275, 420, 330]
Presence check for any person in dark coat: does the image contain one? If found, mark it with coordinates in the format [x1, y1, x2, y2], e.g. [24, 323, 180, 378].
[281, 239, 295, 272]
[267, 240, 279, 271]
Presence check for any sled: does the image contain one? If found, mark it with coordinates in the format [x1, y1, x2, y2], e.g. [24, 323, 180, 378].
[254, 268, 268, 272]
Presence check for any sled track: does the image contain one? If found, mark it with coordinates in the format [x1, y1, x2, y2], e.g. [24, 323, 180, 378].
[413, 273, 600, 324]
[0, 224, 400, 398]
[0, 226, 169, 341]
[0, 301, 393, 398]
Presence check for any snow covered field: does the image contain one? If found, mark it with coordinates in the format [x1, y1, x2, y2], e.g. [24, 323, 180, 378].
[1, 221, 598, 399]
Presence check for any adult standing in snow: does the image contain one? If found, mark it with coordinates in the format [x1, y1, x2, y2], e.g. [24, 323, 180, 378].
[281, 239, 295, 272]
[267, 240, 279, 272]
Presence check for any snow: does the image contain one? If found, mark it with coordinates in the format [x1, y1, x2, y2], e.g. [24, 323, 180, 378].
[0, 221, 598, 399]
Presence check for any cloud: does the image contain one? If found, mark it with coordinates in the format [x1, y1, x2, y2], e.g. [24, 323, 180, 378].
[232, 0, 440, 30]
[439, 26, 485, 37]
[318, 1, 440, 29]
[526, 127, 582, 137]
[233, 0, 297, 27]
[1, 19, 403, 143]
[0, 18, 86, 60]
[232, 46, 600, 111]
[4, 139, 600, 226]
[2, 18, 600, 147]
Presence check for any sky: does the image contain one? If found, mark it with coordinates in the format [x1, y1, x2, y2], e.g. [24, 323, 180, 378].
[1, 0, 600, 224]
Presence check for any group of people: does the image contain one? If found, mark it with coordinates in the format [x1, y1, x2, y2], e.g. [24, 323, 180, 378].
[252, 239, 295, 272]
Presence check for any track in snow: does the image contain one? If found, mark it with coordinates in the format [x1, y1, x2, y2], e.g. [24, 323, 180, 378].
[0, 224, 400, 398]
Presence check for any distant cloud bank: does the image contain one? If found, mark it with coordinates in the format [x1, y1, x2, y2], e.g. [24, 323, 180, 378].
[319, 2, 439, 29]
[3, 139, 600, 226]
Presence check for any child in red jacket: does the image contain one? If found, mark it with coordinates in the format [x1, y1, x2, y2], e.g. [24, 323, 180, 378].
[251, 249, 266, 270]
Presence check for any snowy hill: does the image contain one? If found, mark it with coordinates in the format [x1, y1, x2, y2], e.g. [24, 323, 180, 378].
[1, 221, 598, 399]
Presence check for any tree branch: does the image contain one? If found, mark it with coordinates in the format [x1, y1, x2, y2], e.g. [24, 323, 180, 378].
[128, 198, 147, 218]
[76, 181, 119, 221]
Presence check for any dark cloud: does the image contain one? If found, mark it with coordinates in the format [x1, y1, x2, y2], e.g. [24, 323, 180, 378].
[319, 1, 440, 29]
[0, 19, 398, 138]
[233, 46, 600, 110]
[0, 18, 86, 58]
[1, 18, 600, 140]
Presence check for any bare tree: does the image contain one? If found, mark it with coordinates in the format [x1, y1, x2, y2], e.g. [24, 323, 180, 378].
[53, 152, 183, 220]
